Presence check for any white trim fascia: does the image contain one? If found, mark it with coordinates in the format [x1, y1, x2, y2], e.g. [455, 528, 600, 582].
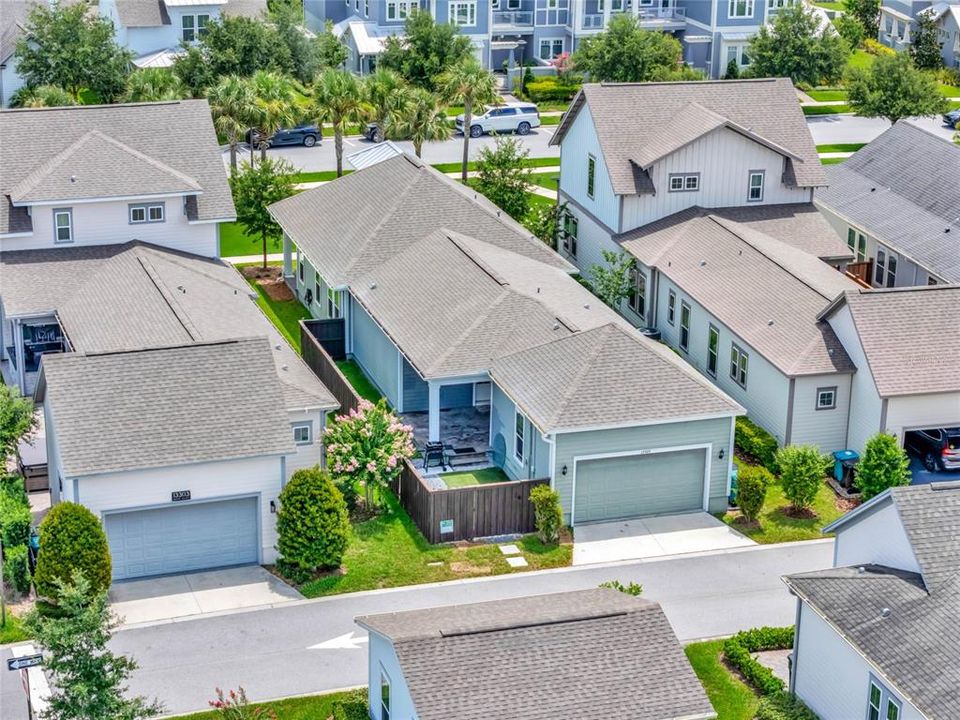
[188, 216, 237, 225]
[684, 16, 713, 31]
[569, 442, 713, 526]
[0, 232, 34, 239]
[71, 449, 293, 481]
[13, 191, 202, 208]
[551, 411, 740, 437]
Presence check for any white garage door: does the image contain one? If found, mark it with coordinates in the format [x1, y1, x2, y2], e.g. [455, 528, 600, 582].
[105, 497, 259, 580]
[574, 449, 706, 525]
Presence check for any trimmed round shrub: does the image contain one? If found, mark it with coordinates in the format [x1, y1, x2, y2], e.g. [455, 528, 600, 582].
[3, 544, 31, 595]
[776, 445, 829, 512]
[276, 467, 350, 577]
[856, 432, 910, 500]
[737, 464, 773, 523]
[33, 502, 112, 601]
[530, 484, 563, 544]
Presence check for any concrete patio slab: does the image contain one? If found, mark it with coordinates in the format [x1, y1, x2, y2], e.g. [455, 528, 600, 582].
[572, 513, 755, 566]
[109, 566, 303, 626]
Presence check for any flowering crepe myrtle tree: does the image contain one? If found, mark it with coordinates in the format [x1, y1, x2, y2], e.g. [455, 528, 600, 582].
[323, 399, 415, 511]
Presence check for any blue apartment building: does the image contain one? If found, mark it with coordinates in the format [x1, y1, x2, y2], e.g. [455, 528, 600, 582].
[305, 0, 802, 78]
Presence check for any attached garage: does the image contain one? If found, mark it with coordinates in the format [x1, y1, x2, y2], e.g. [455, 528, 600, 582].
[573, 448, 708, 525]
[105, 497, 260, 581]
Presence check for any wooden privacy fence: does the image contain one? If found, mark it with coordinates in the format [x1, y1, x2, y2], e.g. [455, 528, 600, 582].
[299, 320, 548, 543]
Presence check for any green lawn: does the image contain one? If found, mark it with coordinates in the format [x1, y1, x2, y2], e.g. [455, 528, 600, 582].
[431, 156, 560, 174]
[440, 467, 510, 488]
[0, 614, 29, 644]
[685, 640, 759, 720]
[335, 359, 383, 404]
[820, 157, 847, 164]
[816, 143, 865, 153]
[540, 114, 561, 125]
[293, 170, 345, 183]
[219, 221, 281, 258]
[529, 173, 559, 191]
[721, 477, 845, 544]
[802, 104, 851, 115]
[847, 49, 874, 71]
[241, 273, 309, 352]
[813, 0, 844, 9]
[174, 689, 366, 720]
[298, 492, 571, 598]
[940, 84, 960, 98]
[805, 88, 848, 102]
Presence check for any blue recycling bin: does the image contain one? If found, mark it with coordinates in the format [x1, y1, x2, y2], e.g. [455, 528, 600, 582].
[728, 464, 739, 506]
[833, 450, 859, 489]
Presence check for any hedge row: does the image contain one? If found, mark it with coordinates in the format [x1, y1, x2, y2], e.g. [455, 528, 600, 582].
[735, 416, 779, 473]
[722, 626, 820, 720]
[0, 475, 32, 596]
[332, 696, 369, 720]
[524, 78, 581, 103]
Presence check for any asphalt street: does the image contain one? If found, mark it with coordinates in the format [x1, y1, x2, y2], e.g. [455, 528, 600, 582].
[1, 539, 831, 717]
[229, 115, 956, 173]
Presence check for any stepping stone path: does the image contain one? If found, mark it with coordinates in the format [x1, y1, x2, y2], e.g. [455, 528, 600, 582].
[499, 544, 528, 568]
[498, 544, 521, 555]
[506, 556, 528, 568]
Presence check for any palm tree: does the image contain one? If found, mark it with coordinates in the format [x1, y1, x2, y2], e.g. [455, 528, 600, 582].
[125, 68, 186, 102]
[392, 88, 452, 158]
[365, 68, 410, 142]
[207, 76, 259, 172]
[439, 59, 499, 182]
[9, 85, 76, 108]
[312, 68, 369, 177]
[250, 71, 299, 163]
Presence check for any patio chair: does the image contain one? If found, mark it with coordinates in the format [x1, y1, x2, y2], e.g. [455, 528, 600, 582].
[421, 441, 449, 471]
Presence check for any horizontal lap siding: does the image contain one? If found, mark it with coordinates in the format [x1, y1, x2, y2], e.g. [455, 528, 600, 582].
[349, 295, 400, 407]
[790, 374, 851, 452]
[554, 417, 734, 523]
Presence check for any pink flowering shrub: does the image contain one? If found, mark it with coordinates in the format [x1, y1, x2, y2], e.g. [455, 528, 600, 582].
[208, 687, 277, 720]
[324, 399, 415, 511]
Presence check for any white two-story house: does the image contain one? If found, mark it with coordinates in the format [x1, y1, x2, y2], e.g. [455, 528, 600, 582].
[99, 0, 268, 68]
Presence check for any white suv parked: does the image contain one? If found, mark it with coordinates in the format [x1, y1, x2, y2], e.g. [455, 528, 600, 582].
[455, 104, 542, 138]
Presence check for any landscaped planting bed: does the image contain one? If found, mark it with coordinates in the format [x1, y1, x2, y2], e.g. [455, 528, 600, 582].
[175, 688, 367, 720]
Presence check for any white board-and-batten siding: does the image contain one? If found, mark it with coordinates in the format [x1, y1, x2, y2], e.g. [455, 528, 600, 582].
[832, 500, 920, 573]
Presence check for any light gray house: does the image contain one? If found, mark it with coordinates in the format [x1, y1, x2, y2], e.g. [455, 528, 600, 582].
[879, 0, 960, 67]
[271, 153, 743, 525]
[785, 482, 960, 720]
[815, 122, 960, 288]
[356, 588, 717, 720]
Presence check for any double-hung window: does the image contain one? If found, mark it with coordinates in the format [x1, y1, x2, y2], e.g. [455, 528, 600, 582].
[562, 213, 578, 257]
[53, 208, 73, 243]
[874, 247, 899, 287]
[514, 410, 526, 463]
[628, 268, 645, 318]
[129, 202, 165, 224]
[846, 228, 867, 261]
[380, 669, 391, 720]
[586, 154, 596, 199]
[867, 678, 901, 720]
[679, 301, 691, 352]
[539, 38, 564, 59]
[450, 1, 477, 26]
[707, 325, 719, 376]
[667, 290, 676, 325]
[730, 343, 749, 388]
[728, 0, 754, 17]
[747, 170, 764, 201]
[816, 386, 836, 410]
[669, 173, 700, 192]
[387, 0, 416, 20]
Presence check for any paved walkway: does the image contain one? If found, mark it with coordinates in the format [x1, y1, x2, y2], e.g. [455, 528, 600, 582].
[573, 512, 755, 566]
[109, 566, 303, 626]
[223, 253, 284, 264]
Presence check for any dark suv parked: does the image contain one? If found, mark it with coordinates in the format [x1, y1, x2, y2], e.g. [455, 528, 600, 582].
[246, 124, 321, 148]
[904, 427, 960, 471]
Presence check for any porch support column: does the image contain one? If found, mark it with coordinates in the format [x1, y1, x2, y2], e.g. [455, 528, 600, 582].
[428, 381, 441, 443]
[282, 234, 293, 279]
[602, 0, 611, 28]
[13, 319, 26, 396]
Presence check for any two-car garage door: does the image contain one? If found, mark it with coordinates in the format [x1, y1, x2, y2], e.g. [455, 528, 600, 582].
[573, 449, 707, 525]
[105, 497, 259, 581]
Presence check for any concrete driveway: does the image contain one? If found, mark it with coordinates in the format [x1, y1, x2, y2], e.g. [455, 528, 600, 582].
[109, 566, 303, 626]
[572, 512, 755, 566]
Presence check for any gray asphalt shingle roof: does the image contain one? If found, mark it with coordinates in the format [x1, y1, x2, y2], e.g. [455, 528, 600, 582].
[891, 482, 960, 591]
[0, 100, 235, 233]
[815, 122, 960, 283]
[820, 285, 960, 396]
[268, 153, 573, 290]
[619, 208, 859, 376]
[113, 0, 266, 27]
[357, 589, 716, 720]
[0, 0, 84, 61]
[552, 79, 825, 194]
[38, 338, 295, 477]
[490, 323, 742, 433]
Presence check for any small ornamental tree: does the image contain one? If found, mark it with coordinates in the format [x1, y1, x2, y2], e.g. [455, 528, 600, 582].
[209, 687, 277, 720]
[909, 12, 944, 71]
[34, 502, 112, 601]
[474, 136, 533, 222]
[847, 52, 947, 124]
[737, 464, 773, 524]
[856, 433, 911, 499]
[589, 250, 637, 311]
[776, 445, 829, 514]
[229, 157, 296, 268]
[599, 579, 643, 596]
[529, 484, 563, 544]
[323, 400, 415, 511]
[276, 467, 350, 577]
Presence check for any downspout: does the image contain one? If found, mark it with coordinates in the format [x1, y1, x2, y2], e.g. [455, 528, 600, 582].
[542, 432, 556, 489]
[788, 593, 802, 694]
[879, 398, 888, 435]
[784, 377, 795, 446]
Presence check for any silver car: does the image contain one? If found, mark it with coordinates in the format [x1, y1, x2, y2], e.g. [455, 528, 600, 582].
[455, 104, 541, 138]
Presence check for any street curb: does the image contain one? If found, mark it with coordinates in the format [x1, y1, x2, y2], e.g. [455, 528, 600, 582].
[113, 538, 833, 634]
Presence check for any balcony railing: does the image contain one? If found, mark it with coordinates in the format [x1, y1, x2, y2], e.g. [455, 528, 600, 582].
[492, 10, 533, 27]
[583, 8, 684, 29]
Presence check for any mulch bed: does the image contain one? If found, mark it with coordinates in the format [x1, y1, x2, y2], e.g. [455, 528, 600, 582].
[781, 505, 817, 520]
[240, 264, 295, 302]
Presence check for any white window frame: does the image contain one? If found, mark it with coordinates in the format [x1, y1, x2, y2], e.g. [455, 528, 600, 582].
[728, 0, 754, 17]
[667, 289, 676, 325]
[514, 409, 526, 463]
[539, 38, 564, 60]
[628, 268, 645, 318]
[668, 172, 700, 192]
[315, 271, 322, 308]
[53, 208, 73, 244]
[730, 343, 749, 388]
[387, 0, 417, 20]
[562, 213, 578, 257]
[327, 287, 342, 319]
[380, 667, 391, 720]
[707, 324, 719, 377]
[586, 154, 596, 199]
[679, 301, 691, 352]
[450, 1, 477, 26]
[867, 676, 902, 720]
[292, 422, 313, 445]
[181, 13, 210, 42]
[816, 386, 836, 410]
[747, 170, 764, 202]
[129, 202, 165, 224]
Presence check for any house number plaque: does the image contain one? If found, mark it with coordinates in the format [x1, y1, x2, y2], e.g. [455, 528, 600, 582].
[171, 490, 191, 502]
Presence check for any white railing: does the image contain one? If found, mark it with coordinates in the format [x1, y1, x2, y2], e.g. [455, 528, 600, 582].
[493, 10, 533, 26]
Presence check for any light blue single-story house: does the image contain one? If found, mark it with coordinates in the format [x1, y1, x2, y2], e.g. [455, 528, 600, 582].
[270, 153, 743, 525]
